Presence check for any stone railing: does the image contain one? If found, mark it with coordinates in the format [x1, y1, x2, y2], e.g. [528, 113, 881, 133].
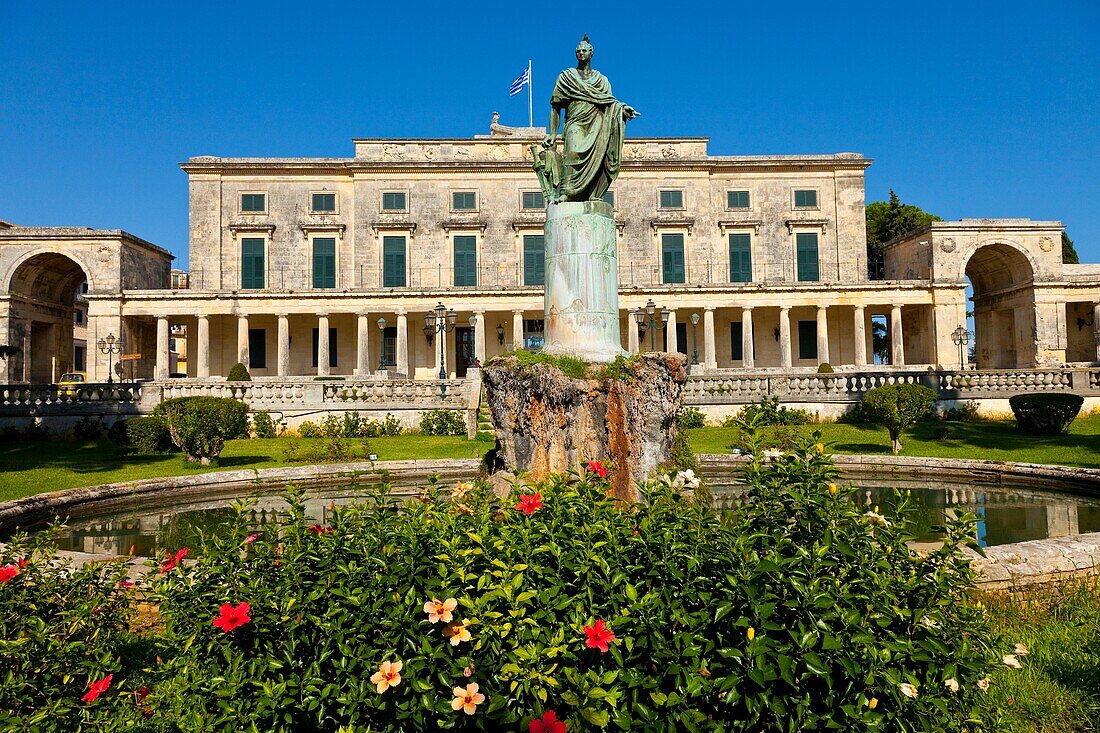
[0, 383, 143, 414]
[324, 380, 467, 410]
[936, 369, 1074, 393]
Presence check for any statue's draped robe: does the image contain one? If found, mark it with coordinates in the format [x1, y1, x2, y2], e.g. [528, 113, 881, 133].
[551, 68, 627, 202]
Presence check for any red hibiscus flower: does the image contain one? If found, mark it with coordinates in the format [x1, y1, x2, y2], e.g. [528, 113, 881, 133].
[81, 674, 113, 704]
[308, 524, 333, 535]
[530, 710, 567, 733]
[0, 564, 19, 583]
[16, 558, 28, 569]
[583, 619, 616, 653]
[159, 548, 189, 573]
[212, 602, 252, 633]
[586, 460, 610, 478]
[515, 493, 543, 515]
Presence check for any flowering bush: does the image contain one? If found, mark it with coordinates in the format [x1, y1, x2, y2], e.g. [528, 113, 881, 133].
[1, 442, 1014, 731]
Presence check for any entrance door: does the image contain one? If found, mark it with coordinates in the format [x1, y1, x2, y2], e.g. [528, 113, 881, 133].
[455, 327, 474, 378]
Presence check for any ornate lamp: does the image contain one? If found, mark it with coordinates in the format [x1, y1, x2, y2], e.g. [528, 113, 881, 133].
[376, 317, 387, 371]
[690, 312, 700, 366]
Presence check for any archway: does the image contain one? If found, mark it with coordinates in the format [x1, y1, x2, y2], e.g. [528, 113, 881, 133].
[964, 243, 1036, 369]
[3, 252, 90, 382]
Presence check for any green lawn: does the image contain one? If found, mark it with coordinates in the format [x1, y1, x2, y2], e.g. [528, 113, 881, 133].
[0, 435, 490, 501]
[688, 415, 1100, 469]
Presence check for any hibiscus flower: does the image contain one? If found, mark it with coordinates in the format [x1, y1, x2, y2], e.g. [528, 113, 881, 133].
[81, 674, 113, 704]
[586, 460, 609, 478]
[370, 660, 403, 694]
[583, 619, 615, 653]
[212, 602, 252, 633]
[444, 620, 473, 646]
[451, 683, 485, 715]
[159, 548, 189, 573]
[0, 564, 19, 583]
[529, 710, 567, 733]
[424, 597, 458, 624]
[515, 493, 543, 515]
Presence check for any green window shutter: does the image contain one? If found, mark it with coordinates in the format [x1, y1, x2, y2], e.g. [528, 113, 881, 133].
[312, 193, 335, 212]
[312, 238, 336, 288]
[796, 233, 820, 282]
[453, 236, 477, 286]
[727, 190, 750, 208]
[453, 191, 477, 210]
[248, 329, 266, 369]
[383, 236, 406, 287]
[795, 189, 818, 208]
[522, 191, 545, 209]
[382, 326, 397, 366]
[382, 192, 406, 211]
[661, 233, 685, 284]
[798, 321, 818, 360]
[523, 235, 545, 286]
[659, 190, 683, 208]
[728, 233, 752, 282]
[241, 238, 265, 289]
[241, 193, 265, 212]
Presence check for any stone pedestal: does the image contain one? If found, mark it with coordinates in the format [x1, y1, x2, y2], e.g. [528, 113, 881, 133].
[542, 200, 625, 362]
[482, 353, 688, 501]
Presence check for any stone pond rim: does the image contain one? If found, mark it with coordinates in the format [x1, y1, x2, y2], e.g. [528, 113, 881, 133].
[481, 352, 688, 501]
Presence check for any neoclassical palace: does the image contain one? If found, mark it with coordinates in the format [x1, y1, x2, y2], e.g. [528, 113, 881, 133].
[2, 126, 1099, 387]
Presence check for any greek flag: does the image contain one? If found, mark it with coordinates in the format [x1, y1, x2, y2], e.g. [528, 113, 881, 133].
[509, 66, 530, 96]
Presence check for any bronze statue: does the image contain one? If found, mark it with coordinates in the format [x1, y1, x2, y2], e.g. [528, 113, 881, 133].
[534, 35, 638, 203]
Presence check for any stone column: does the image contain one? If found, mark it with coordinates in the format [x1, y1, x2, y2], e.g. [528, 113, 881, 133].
[890, 305, 905, 366]
[196, 315, 210, 378]
[512, 310, 524, 351]
[237, 315, 249, 368]
[473, 311, 486, 364]
[22, 321, 32, 382]
[356, 313, 370, 377]
[853, 305, 867, 367]
[277, 314, 290, 377]
[703, 307, 716, 369]
[0, 316, 9, 383]
[666, 309, 678, 353]
[816, 306, 830, 365]
[316, 314, 330, 377]
[627, 310, 639, 354]
[396, 311, 409, 376]
[155, 317, 170, 380]
[779, 306, 792, 368]
[1094, 303, 1100, 362]
[741, 307, 754, 368]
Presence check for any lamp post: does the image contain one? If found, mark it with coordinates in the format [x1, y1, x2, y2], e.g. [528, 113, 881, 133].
[631, 299, 670, 351]
[376, 317, 387, 372]
[96, 333, 122, 385]
[424, 302, 457, 398]
[690, 312, 700, 366]
[951, 325, 970, 370]
[496, 322, 505, 347]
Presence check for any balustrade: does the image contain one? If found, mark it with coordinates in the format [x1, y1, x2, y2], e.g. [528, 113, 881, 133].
[1, 383, 141, 409]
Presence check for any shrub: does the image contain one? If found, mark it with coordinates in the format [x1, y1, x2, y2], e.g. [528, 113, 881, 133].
[724, 395, 813, 427]
[226, 363, 251, 382]
[251, 411, 278, 439]
[938, 400, 983, 422]
[816, 361, 835, 373]
[72, 415, 107, 441]
[419, 408, 466, 436]
[153, 397, 249, 464]
[281, 437, 371, 464]
[676, 406, 707, 429]
[1009, 393, 1084, 435]
[296, 420, 321, 438]
[861, 384, 937, 453]
[114, 415, 174, 455]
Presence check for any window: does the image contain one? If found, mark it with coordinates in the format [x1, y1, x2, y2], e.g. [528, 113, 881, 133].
[729, 233, 752, 283]
[312, 237, 336, 288]
[730, 322, 743, 361]
[798, 321, 818, 360]
[521, 191, 545, 210]
[382, 236, 406, 287]
[453, 236, 477, 287]
[241, 193, 266, 213]
[240, 237, 265, 289]
[311, 192, 336, 213]
[311, 327, 338, 368]
[523, 235, 545, 286]
[727, 190, 750, 209]
[523, 319, 544, 352]
[382, 192, 406, 211]
[74, 345, 86, 372]
[661, 233, 685, 284]
[796, 232, 820, 282]
[248, 329, 266, 369]
[601, 190, 615, 207]
[74, 310, 84, 325]
[381, 326, 397, 366]
[169, 338, 177, 352]
[659, 190, 683, 209]
[452, 191, 477, 211]
[794, 189, 818, 208]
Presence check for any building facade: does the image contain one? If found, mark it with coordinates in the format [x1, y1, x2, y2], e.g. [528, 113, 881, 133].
[2, 129, 1099, 387]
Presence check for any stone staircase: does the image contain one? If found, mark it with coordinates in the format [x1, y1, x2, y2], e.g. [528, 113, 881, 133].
[476, 389, 495, 438]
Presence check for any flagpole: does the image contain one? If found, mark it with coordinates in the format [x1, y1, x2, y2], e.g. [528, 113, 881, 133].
[527, 59, 533, 127]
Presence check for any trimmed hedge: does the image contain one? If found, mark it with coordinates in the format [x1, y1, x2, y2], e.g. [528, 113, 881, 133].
[861, 384, 936, 454]
[226, 363, 251, 382]
[419, 408, 466, 436]
[1009, 393, 1084, 435]
[153, 397, 248, 464]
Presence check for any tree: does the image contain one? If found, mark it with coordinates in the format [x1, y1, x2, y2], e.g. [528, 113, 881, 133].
[1062, 231, 1080, 264]
[860, 384, 936, 454]
[865, 190, 942, 279]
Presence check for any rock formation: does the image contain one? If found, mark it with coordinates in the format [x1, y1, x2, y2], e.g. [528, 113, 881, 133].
[481, 353, 688, 501]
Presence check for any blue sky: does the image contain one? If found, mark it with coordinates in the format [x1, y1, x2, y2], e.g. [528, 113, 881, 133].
[1, 1, 1097, 268]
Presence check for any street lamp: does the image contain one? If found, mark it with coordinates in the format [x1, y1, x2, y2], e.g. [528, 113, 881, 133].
[690, 312, 700, 366]
[951, 325, 970, 369]
[424, 302, 457, 398]
[96, 333, 122, 384]
[631, 299, 670, 351]
[376, 317, 387, 372]
[496, 322, 505, 346]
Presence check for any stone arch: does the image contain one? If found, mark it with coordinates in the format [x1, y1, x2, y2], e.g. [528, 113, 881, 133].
[963, 242, 1037, 369]
[3, 251, 92, 382]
